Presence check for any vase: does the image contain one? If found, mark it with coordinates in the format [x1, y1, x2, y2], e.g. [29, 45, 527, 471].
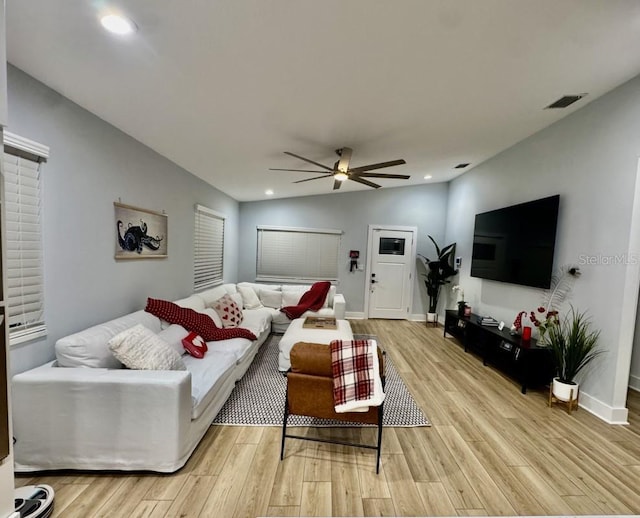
[552, 377, 579, 403]
[457, 301, 466, 317]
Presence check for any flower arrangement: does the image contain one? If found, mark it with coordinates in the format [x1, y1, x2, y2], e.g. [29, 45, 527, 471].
[452, 285, 464, 301]
[513, 307, 559, 344]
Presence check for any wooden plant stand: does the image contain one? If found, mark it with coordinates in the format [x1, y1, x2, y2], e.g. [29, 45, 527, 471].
[548, 384, 579, 414]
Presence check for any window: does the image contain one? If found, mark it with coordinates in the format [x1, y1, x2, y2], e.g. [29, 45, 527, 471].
[2, 132, 49, 345]
[194, 204, 225, 291]
[256, 226, 341, 282]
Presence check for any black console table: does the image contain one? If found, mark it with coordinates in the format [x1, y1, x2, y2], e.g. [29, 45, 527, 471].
[444, 310, 554, 394]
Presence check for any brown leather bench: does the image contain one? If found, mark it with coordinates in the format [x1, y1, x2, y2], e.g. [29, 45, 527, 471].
[280, 341, 385, 473]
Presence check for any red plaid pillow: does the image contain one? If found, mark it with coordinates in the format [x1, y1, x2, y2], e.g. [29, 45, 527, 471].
[145, 298, 257, 342]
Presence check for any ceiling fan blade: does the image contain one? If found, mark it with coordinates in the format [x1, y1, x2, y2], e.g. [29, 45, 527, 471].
[283, 152, 333, 171]
[349, 159, 406, 173]
[269, 168, 327, 173]
[337, 147, 352, 173]
[350, 176, 381, 189]
[356, 172, 411, 179]
[293, 174, 333, 184]
[333, 179, 343, 190]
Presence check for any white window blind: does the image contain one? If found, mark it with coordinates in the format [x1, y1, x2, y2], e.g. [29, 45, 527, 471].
[3, 142, 47, 345]
[256, 226, 341, 282]
[194, 204, 225, 291]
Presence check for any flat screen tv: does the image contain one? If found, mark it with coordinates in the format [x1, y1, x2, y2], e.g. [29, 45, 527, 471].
[470, 195, 560, 289]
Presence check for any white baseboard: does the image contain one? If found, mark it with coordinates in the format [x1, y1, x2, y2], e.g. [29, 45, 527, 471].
[628, 373, 640, 392]
[345, 311, 365, 320]
[578, 390, 629, 424]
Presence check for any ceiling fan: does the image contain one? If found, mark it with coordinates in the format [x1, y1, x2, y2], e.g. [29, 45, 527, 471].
[270, 147, 409, 190]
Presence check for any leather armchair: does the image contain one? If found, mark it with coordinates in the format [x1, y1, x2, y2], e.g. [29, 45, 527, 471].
[280, 341, 385, 473]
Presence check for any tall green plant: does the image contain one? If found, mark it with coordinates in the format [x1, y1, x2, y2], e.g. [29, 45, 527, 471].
[418, 236, 458, 314]
[546, 307, 603, 384]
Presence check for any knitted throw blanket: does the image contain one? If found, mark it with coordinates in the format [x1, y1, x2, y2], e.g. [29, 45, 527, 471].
[330, 339, 385, 413]
[280, 281, 331, 320]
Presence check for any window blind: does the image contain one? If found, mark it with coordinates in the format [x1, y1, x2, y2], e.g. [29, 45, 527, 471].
[194, 204, 225, 291]
[3, 151, 47, 344]
[256, 226, 341, 282]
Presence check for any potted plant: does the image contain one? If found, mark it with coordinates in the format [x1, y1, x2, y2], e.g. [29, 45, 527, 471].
[546, 307, 603, 403]
[418, 236, 458, 321]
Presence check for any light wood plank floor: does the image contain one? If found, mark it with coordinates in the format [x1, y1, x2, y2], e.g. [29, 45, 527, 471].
[16, 320, 640, 517]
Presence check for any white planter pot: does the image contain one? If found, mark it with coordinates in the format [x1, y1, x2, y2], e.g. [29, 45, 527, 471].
[552, 377, 579, 402]
[426, 312, 438, 323]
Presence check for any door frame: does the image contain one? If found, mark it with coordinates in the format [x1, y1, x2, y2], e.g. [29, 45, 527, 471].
[364, 224, 418, 319]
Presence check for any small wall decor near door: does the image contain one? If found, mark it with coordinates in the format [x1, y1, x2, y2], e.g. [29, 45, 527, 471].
[114, 202, 168, 259]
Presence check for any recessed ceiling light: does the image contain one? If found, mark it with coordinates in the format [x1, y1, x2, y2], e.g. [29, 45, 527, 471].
[100, 14, 137, 35]
[424, 175, 432, 180]
[265, 189, 274, 196]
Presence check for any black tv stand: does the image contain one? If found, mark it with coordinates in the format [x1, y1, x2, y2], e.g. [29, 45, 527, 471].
[443, 310, 553, 394]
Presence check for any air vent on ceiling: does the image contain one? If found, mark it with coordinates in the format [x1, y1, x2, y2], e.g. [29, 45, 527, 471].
[454, 163, 470, 169]
[545, 94, 587, 109]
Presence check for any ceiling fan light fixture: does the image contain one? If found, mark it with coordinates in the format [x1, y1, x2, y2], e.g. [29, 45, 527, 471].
[334, 172, 349, 182]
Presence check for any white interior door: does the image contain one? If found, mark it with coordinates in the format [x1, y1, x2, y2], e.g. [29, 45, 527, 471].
[366, 226, 416, 319]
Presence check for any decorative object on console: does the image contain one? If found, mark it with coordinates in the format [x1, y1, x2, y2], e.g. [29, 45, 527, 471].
[418, 236, 458, 316]
[114, 202, 167, 259]
[452, 285, 466, 316]
[546, 307, 603, 412]
[512, 308, 559, 344]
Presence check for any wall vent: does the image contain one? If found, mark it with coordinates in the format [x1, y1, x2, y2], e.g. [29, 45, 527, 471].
[545, 94, 587, 109]
[454, 163, 470, 169]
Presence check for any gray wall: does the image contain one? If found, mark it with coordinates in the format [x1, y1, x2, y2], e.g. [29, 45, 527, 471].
[7, 66, 240, 375]
[239, 183, 449, 316]
[447, 73, 640, 420]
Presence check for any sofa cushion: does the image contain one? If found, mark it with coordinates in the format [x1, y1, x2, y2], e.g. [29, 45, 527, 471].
[173, 295, 206, 312]
[205, 337, 255, 363]
[238, 285, 263, 309]
[282, 286, 308, 307]
[197, 285, 233, 307]
[55, 310, 162, 368]
[145, 298, 256, 342]
[259, 288, 282, 309]
[157, 324, 189, 355]
[212, 294, 243, 328]
[108, 324, 186, 371]
[183, 350, 237, 419]
[240, 308, 273, 337]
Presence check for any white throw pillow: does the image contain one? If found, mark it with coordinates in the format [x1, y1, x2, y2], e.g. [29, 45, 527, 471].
[200, 308, 223, 328]
[212, 293, 244, 328]
[238, 285, 263, 309]
[157, 324, 189, 355]
[259, 288, 282, 309]
[282, 286, 307, 307]
[108, 324, 186, 371]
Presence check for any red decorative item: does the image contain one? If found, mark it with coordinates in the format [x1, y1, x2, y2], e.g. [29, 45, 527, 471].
[522, 326, 532, 341]
[181, 332, 208, 358]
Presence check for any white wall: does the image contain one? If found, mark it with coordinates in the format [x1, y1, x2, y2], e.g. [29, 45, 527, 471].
[0, 3, 15, 516]
[7, 65, 240, 375]
[447, 73, 640, 423]
[238, 183, 450, 317]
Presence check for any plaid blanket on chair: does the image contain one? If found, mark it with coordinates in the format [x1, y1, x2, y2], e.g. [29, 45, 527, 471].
[330, 339, 385, 413]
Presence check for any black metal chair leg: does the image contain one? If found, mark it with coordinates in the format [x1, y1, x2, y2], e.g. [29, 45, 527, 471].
[280, 388, 289, 461]
[376, 404, 384, 474]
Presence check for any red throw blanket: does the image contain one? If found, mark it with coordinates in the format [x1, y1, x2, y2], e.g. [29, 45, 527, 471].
[280, 281, 331, 320]
[145, 298, 256, 342]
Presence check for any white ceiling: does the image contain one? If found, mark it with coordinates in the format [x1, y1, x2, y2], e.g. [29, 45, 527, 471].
[7, 1, 640, 201]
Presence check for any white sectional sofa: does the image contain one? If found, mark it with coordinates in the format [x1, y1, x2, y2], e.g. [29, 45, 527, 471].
[12, 282, 345, 473]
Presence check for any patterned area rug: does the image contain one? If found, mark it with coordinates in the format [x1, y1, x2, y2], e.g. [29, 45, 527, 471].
[212, 333, 431, 427]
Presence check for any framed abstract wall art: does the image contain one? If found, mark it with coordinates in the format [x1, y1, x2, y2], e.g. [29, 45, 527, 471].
[114, 202, 168, 259]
